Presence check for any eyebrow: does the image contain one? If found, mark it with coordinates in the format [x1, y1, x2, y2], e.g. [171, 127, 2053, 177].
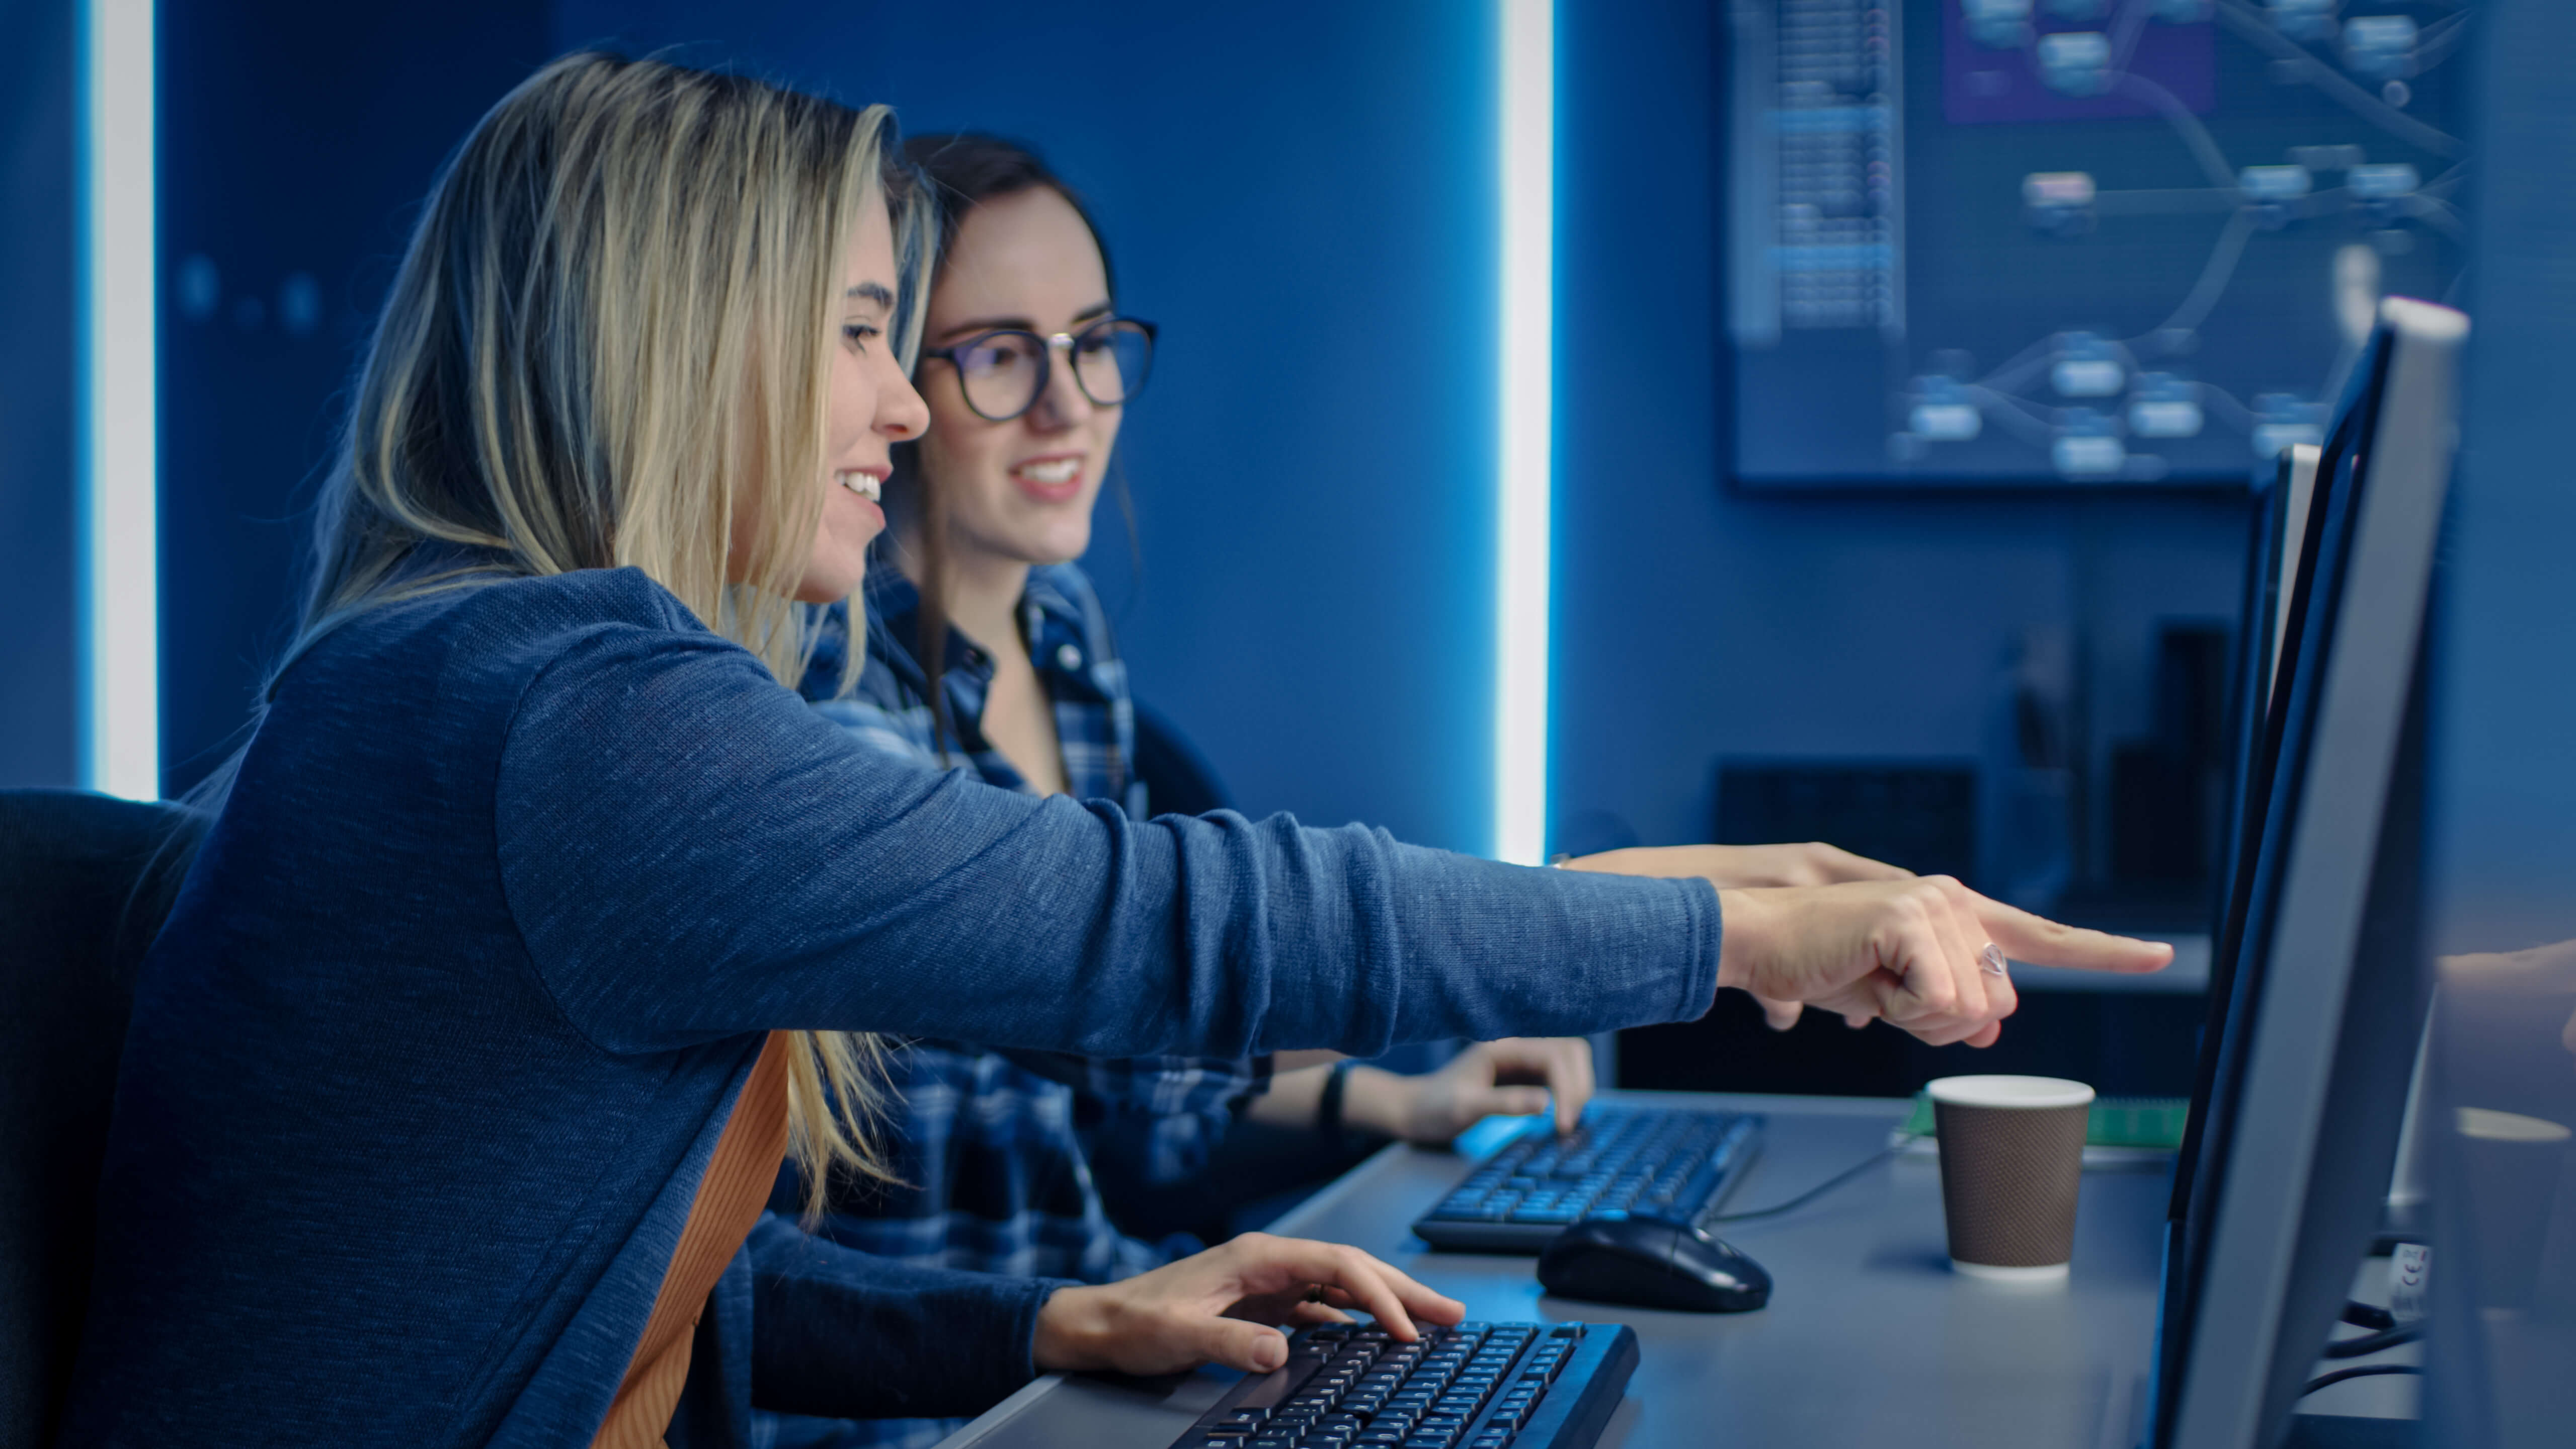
[845, 282, 896, 308]
[933, 299, 1114, 342]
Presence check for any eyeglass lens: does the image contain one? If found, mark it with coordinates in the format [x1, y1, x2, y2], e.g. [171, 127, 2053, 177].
[952, 319, 1154, 421]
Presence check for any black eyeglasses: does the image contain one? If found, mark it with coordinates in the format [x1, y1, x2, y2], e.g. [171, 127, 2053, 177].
[920, 316, 1158, 423]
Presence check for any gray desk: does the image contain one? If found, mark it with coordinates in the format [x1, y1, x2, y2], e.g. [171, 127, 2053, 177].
[937, 1092, 2171, 1449]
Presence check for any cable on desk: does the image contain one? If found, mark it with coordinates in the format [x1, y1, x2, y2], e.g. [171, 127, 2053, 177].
[1706, 1135, 1917, 1224]
[2340, 1301, 2397, 1332]
[2301, 1365, 2422, 1398]
[2320, 1324, 2423, 1359]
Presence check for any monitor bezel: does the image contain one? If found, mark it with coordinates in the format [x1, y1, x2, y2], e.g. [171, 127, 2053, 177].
[2149, 297, 2465, 1449]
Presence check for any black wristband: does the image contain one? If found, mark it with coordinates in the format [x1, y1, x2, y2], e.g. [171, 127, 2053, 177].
[1317, 1060, 1355, 1148]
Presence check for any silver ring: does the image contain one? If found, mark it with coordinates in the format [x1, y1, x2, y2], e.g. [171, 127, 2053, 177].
[1979, 943, 2009, 978]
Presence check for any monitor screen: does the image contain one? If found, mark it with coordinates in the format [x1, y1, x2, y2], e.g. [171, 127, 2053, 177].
[2147, 297, 2463, 1448]
[1724, 0, 2468, 488]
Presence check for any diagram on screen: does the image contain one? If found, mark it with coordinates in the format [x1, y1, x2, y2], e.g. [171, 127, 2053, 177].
[1726, 0, 2468, 486]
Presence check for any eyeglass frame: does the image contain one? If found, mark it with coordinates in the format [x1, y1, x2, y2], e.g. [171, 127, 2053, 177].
[917, 316, 1159, 423]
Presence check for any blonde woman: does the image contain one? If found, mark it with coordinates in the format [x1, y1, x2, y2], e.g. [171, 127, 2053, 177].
[59, 51, 2166, 1449]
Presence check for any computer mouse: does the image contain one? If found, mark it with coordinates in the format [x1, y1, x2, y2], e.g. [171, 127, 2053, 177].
[1535, 1211, 1772, 1313]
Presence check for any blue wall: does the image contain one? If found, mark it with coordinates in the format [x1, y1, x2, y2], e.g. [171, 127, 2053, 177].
[12, 0, 2258, 868]
[564, 0, 2251, 865]
[154, 0, 557, 796]
[555, 0, 1505, 854]
[0, 0, 78, 789]
[1556, 0, 2251, 858]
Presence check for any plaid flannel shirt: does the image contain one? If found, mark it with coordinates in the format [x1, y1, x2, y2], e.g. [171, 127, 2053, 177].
[766, 562, 1269, 1449]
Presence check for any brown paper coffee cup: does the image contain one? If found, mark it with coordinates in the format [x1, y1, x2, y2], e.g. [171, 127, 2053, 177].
[1928, 1075, 2094, 1282]
[2456, 1106, 2571, 1309]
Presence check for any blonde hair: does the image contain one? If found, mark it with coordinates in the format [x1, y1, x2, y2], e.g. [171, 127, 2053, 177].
[275, 51, 927, 1208]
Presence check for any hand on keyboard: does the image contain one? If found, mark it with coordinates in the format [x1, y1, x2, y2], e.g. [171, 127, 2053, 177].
[1352, 1038, 1596, 1141]
[1032, 1232, 1466, 1378]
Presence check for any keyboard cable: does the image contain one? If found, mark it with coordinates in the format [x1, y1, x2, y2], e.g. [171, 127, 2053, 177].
[1705, 1134, 1920, 1224]
[2301, 1364, 2421, 1397]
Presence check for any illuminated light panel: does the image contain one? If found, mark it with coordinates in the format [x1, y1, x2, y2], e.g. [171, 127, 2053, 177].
[81, 0, 159, 798]
[1495, 0, 1552, 864]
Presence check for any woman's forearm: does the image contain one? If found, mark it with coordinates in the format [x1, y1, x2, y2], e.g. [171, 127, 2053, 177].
[496, 620, 1725, 1059]
[1243, 1063, 1331, 1128]
[1242, 1063, 1414, 1137]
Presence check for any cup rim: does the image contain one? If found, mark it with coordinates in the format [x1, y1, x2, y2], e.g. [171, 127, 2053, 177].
[1926, 1074, 2096, 1110]
[2457, 1106, 2573, 1144]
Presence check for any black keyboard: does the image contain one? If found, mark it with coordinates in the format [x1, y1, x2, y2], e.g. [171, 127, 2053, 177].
[1167, 1320, 1638, 1449]
[1411, 1105, 1763, 1252]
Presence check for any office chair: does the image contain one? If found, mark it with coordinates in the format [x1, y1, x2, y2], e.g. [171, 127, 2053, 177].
[0, 790, 195, 1449]
[1130, 701, 1232, 819]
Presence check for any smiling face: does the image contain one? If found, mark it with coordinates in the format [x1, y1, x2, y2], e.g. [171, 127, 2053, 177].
[796, 196, 932, 603]
[915, 186, 1123, 569]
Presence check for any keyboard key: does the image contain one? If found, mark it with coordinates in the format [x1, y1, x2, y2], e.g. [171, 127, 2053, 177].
[1176, 1322, 1626, 1449]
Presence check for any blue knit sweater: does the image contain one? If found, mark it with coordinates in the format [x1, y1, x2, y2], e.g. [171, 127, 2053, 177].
[59, 567, 1721, 1447]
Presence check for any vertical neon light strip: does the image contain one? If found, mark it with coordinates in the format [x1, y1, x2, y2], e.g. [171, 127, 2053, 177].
[1495, 0, 1552, 864]
[81, 0, 159, 799]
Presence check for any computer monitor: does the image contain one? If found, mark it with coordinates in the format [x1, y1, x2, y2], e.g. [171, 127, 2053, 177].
[2266, 444, 2323, 709]
[2146, 296, 2466, 1449]
[2164, 395, 2365, 1247]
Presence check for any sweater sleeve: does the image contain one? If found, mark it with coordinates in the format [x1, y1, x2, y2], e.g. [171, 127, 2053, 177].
[741, 1215, 1068, 1420]
[494, 622, 1721, 1057]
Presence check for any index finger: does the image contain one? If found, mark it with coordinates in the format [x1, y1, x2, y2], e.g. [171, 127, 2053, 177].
[1547, 1039, 1595, 1135]
[1244, 1239, 1464, 1341]
[1973, 895, 2173, 974]
[1816, 843, 1917, 882]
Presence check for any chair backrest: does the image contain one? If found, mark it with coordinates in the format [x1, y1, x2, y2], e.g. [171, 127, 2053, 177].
[1131, 701, 1233, 818]
[0, 790, 195, 1449]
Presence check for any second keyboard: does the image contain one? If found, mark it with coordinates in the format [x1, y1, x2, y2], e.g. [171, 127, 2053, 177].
[1411, 1104, 1763, 1252]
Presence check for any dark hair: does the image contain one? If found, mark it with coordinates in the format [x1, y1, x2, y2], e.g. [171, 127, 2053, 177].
[890, 133, 1137, 764]
[901, 132, 1118, 296]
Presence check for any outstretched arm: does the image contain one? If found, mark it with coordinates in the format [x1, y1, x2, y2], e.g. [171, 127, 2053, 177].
[497, 625, 1723, 1058]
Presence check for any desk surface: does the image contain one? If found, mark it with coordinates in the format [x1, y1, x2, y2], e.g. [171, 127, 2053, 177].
[939, 1093, 2172, 1449]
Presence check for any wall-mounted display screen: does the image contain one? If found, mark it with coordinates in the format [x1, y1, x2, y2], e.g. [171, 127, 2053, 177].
[1725, 0, 2467, 488]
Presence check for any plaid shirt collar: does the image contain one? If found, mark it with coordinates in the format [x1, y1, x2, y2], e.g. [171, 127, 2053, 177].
[833, 564, 1131, 801]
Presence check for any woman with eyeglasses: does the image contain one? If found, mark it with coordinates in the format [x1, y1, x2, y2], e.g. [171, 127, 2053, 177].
[767, 133, 2138, 1448]
[776, 135, 1619, 1449]
[62, 55, 2166, 1448]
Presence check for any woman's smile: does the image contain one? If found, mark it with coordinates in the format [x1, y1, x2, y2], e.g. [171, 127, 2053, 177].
[1010, 452, 1087, 503]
